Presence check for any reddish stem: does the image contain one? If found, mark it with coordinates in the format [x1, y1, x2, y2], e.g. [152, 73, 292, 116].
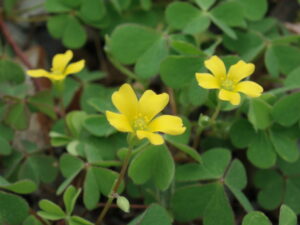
[0, 14, 42, 91]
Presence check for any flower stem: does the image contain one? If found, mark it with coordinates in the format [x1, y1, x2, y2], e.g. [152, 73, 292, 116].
[211, 101, 221, 123]
[95, 146, 133, 225]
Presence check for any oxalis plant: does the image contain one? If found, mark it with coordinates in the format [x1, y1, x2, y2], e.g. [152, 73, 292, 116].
[0, 0, 300, 225]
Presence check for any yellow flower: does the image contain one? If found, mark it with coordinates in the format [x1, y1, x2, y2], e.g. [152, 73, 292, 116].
[106, 84, 186, 145]
[27, 50, 85, 81]
[195, 56, 263, 105]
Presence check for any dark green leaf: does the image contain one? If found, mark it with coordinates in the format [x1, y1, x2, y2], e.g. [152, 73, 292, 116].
[5, 102, 30, 130]
[230, 119, 255, 148]
[83, 115, 116, 137]
[247, 131, 276, 169]
[0, 191, 29, 225]
[272, 92, 300, 127]
[160, 55, 203, 89]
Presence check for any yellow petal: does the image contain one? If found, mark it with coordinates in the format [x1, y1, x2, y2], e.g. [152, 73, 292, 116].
[195, 73, 220, 89]
[27, 69, 50, 78]
[112, 84, 138, 119]
[105, 111, 133, 132]
[204, 56, 226, 79]
[227, 60, 255, 82]
[52, 50, 73, 73]
[48, 73, 66, 81]
[136, 130, 164, 145]
[27, 69, 65, 81]
[218, 89, 241, 105]
[139, 90, 169, 121]
[235, 81, 263, 97]
[64, 60, 85, 75]
[148, 115, 186, 135]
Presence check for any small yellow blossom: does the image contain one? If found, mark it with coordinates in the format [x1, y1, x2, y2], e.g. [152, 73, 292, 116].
[106, 84, 186, 145]
[196, 56, 263, 105]
[27, 50, 85, 81]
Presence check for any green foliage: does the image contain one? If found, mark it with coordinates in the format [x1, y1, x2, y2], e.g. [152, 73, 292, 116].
[1, 0, 300, 224]
[0, 191, 29, 225]
[128, 145, 175, 190]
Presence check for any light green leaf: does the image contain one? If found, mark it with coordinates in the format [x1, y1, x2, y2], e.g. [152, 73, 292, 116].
[83, 168, 101, 210]
[63, 16, 87, 49]
[83, 114, 116, 137]
[239, 0, 268, 21]
[0, 177, 37, 194]
[108, 24, 161, 65]
[69, 216, 93, 225]
[175, 148, 231, 182]
[60, 153, 85, 178]
[170, 40, 204, 56]
[267, 45, 300, 75]
[23, 215, 43, 225]
[63, 186, 81, 215]
[128, 204, 172, 225]
[45, 0, 71, 12]
[66, 111, 87, 137]
[248, 98, 272, 130]
[279, 205, 297, 225]
[195, 0, 216, 10]
[38, 200, 65, 220]
[166, 2, 210, 34]
[211, 1, 246, 28]
[80, 0, 106, 23]
[265, 46, 279, 77]
[284, 66, 300, 87]
[223, 30, 265, 61]
[92, 167, 124, 196]
[128, 145, 175, 190]
[242, 211, 272, 225]
[134, 37, 169, 79]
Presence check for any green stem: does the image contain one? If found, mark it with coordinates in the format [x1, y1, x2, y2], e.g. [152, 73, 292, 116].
[95, 146, 133, 225]
[107, 54, 138, 80]
[211, 101, 221, 123]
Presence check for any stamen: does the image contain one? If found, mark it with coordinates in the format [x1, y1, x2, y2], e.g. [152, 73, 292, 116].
[221, 79, 234, 91]
[133, 114, 149, 131]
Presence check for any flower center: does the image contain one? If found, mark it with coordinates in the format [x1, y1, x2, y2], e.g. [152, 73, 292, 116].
[221, 79, 235, 91]
[133, 114, 149, 131]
